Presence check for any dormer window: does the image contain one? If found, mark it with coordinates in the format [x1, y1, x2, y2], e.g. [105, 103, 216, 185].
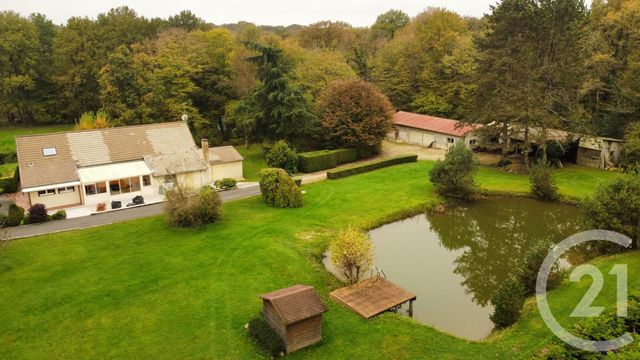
[43, 147, 57, 156]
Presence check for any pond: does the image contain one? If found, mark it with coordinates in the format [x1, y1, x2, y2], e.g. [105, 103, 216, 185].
[324, 198, 585, 341]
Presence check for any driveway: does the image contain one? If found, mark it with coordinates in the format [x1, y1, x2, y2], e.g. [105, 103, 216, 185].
[5, 185, 262, 240]
[381, 140, 446, 161]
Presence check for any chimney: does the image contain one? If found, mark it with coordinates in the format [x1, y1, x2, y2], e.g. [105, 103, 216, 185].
[202, 138, 209, 164]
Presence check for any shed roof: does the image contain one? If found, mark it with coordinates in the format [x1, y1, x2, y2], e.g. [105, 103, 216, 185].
[208, 145, 244, 164]
[260, 285, 328, 325]
[393, 111, 477, 137]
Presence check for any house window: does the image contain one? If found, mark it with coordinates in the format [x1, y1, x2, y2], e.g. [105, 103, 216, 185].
[57, 186, 75, 193]
[109, 180, 121, 195]
[469, 139, 477, 145]
[37, 189, 56, 197]
[130, 177, 141, 192]
[447, 138, 455, 144]
[119, 178, 131, 194]
[85, 182, 107, 196]
[42, 147, 57, 156]
[142, 175, 151, 186]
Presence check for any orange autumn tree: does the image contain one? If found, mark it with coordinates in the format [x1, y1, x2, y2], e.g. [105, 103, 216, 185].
[317, 79, 394, 158]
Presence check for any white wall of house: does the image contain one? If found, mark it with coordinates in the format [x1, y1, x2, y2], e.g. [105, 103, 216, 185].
[176, 170, 210, 189]
[211, 161, 243, 181]
[82, 175, 159, 210]
[394, 126, 473, 149]
[28, 185, 81, 209]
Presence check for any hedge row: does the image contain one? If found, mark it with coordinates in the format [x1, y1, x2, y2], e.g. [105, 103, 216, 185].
[327, 154, 418, 180]
[0, 151, 17, 165]
[0, 167, 19, 194]
[297, 148, 358, 173]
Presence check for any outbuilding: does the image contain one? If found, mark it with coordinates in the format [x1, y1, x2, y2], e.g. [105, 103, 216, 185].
[259, 285, 328, 353]
[390, 111, 480, 149]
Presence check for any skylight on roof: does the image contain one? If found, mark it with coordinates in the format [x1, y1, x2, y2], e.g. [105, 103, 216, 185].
[42, 147, 57, 156]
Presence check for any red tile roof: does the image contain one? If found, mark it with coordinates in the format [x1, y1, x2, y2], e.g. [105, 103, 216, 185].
[392, 111, 477, 137]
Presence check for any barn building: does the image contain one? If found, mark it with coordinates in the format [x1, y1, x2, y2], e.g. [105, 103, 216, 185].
[390, 111, 480, 149]
[259, 285, 328, 353]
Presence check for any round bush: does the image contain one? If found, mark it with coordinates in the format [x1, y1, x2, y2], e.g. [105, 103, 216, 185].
[27, 204, 48, 224]
[266, 140, 298, 174]
[164, 185, 222, 227]
[0, 214, 8, 228]
[258, 168, 303, 208]
[214, 178, 237, 190]
[529, 161, 559, 201]
[7, 204, 24, 227]
[429, 142, 478, 200]
[51, 210, 67, 220]
[489, 280, 525, 329]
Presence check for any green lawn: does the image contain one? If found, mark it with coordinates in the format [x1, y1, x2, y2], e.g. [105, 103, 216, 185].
[236, 145, 268, 181]
[0, 124, 74, 153]
[0, 162, 631, 359]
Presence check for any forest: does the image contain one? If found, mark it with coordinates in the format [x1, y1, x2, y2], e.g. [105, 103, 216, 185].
[0, 0, 639, 152]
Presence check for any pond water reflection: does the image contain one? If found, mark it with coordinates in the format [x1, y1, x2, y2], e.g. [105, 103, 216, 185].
[329, 198, 585, 340]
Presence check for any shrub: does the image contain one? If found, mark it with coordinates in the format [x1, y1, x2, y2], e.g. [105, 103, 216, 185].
[356, 143, 382, 159]
[247, 316, 285, 356]
[624, 122, 640, 166]
[0, 151, 17, 165]
[529, 161, 559, 201]
[266, 140, 299, 174]
[335, 148, 358, 164]
[298, 150, 339, 173]
[51, 210, 67, 220]
[329, 227, 374, 284]
[327, 154, 418, 179]
[0, 215, 7, 228]
[258, 168, 303, 208]
[583, 175, 640, 249]
[7, 204, 24, 227]
[96, 202, 107, 212]
[214, 178, 237, 190]
[497, 158, 512, 167]
[518, 243, 562, 296]
[26, 204, 48, 224]
[429, 142, 478, 200]
[489, 280, 525, 329]
[164, 185, 222, 227]
[0, 167, 19, 194]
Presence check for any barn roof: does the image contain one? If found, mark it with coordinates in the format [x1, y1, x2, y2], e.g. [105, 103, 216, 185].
[392, 111, 477, 137]
[260, 285, 328, 325]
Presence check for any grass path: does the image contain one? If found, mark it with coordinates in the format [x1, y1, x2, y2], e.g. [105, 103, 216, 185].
[0, 162, 631, 359]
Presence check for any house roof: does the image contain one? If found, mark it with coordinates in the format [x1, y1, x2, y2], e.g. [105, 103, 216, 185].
[144, 149, 208, 177]
[16, 122, 198, 189]
[208, 145, 244, 164]
[392, 111, 477, 137]
[260, 285, 328, 325]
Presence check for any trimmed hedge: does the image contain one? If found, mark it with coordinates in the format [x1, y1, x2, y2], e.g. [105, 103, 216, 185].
[298, 148, 358, 173]
[327, 154, 418, 179]
[0, 151, 17, 165]
[0, 166, 19, 194]
[7, 204, 24, 227]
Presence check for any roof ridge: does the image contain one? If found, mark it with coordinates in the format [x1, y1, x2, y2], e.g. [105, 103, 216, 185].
[14, 121, 187, 139]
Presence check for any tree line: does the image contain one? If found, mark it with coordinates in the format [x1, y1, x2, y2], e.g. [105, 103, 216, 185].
[0, 1, 638, 148]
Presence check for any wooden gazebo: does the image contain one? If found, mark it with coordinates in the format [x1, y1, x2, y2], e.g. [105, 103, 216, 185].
[259, 285, 328, 353]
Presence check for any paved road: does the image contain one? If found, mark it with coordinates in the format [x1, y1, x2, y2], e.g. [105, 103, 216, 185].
[5, 185, 261, 240]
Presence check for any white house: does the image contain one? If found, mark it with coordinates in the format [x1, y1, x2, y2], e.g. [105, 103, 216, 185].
[390, 111, 480, 149]
[15, 121, 244, 211]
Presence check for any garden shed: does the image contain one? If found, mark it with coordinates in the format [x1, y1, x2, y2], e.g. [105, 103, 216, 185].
[259, 284, 328, 353]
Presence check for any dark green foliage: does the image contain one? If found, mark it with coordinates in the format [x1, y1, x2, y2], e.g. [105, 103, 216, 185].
[51, 210, 67, 220]
[518, 243, 562, 296]
[0, 167, 19, 194]
[298, 150, 339, 173]
[429, 142, 477, 200]
[489, 280, 525, 329]
[247, 316, 285, 357]
[27, 204, 48, 224]
[327, 154, 417, 179]
[543, 141, 566, 163]
[258, 168, 303, 208]
[0, 152, 17, 165]
[297, 148, 357, 173]
[497, 159, 512, 168]
[356, 143, 382, 159]
[265, 140, 298, 174]
[0, 215, 7, 228]
[7, 204, 24, 227]
[625, 122, 640, 166]
[233, 42, 316, 144]
[583, 175, 640, 248]
[164, 185, 222, 227]
[529, 161, 559, 201]
[214, 178, 237, 190]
